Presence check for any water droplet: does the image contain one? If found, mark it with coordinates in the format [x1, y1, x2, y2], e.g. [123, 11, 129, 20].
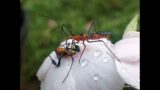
[93, 74, 99, 81]
[80, 59, 89, 67]
[94, 50, 102, 57]
[103, 57, 109, 63]
[121, 67, 127, 72]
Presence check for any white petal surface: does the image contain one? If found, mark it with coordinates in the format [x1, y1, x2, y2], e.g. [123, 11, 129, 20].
[36, 56, 52, 82]
[37, 38, 125, 90]
[114, 31, 140, 89]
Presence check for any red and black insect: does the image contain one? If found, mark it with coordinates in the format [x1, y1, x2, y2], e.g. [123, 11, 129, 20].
[65, 23, 121, 63]
[35, 14, 120, 83]
[49, 23, 121, 83]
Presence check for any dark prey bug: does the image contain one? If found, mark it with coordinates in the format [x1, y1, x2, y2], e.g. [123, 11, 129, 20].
[49, 24, 81, 83]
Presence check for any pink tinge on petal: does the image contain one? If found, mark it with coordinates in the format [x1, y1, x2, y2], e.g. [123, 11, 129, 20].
[116, 61, 140, 89]
[114, 31, 140, 89]
[38, 38, 125, 90]
[114, 38, 139, 63]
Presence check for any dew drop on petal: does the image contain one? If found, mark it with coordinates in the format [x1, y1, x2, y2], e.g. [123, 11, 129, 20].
[80, 59, 89, 67]
[93, 74, 99, 81]
[94, 50, 102, 57]
[103, 57, 109, 63]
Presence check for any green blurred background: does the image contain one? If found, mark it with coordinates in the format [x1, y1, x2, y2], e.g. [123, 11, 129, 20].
[20, 0, 139, 90]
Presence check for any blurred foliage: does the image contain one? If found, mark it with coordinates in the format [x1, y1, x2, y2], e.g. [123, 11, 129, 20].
[21, 0, 139, 89]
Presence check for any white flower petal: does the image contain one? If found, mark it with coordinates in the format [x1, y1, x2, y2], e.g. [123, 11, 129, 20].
[38, 38, 125, 90]
[36, 51, 57, 82]
[113, 31, 140, 89]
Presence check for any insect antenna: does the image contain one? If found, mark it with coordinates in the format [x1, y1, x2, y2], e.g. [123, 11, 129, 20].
[61, 24, 75, 38]
[32, 13, 79, 82]
[48, 24, 73, 68]
[62, 24, 74, 36]
[55, 28, 76, 83]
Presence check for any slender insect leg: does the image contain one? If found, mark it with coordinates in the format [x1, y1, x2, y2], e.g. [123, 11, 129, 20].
[87, 22, 96, 34]
[57, 54, 63, 67]
[61, 25, 70, 37]
[50, 48, 68, 67]
[49, 55, 59, 67]
[78, 41, 86, 63]
[62, 55, 74, 83]
[62, 24, 74, 36]
[87, 39, 121, 62]
[56, 51, 64, 67]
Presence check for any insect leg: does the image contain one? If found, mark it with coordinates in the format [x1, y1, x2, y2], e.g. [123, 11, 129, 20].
[49, 55, 59, 67]
[87, 39, 121, 62]
[62, 55, 74, 83]
[61, 39, 77, 83]
[78, 41, 86, 63]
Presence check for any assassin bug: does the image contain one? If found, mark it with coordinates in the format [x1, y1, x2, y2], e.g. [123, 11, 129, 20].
[34, 13, 120, 82]
[65, 22, 121, 63]
[50, 23, 121, 83]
